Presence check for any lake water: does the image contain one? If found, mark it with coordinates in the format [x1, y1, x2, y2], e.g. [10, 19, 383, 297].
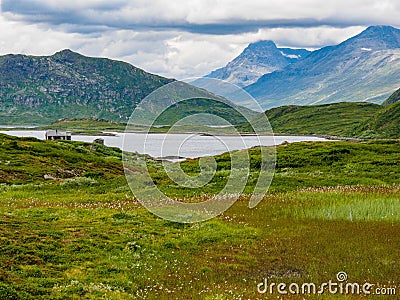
[0, 130, 328, 159]
[0, 125, 39, 128]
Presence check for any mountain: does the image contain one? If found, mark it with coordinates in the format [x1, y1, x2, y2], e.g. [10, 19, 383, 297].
[0, 50, 172, 124]
[205, 41, 310, 87]
[383, 87, 400, 105]
[0, 50, 257, 125]
[244, 26, 400, 109]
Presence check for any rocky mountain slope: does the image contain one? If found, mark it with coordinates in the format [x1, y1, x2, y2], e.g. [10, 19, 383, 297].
[205, 41, 310, 87]
[243, 26, 400, 109]
[0, 50, 257, 125]
[0, 50, 172, 124]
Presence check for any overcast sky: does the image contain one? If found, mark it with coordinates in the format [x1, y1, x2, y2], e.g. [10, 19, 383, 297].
[1, 0, 400, 79]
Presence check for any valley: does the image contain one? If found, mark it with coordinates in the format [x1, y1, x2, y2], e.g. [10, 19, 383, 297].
[0, 21, 400, 300]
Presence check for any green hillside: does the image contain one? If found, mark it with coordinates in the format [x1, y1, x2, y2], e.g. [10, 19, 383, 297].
[0, 50, 171, 124]
[39, 118, 127, 133]
[237, 102, 381, 137]
[152, 98, 257, 126]
[354, 102, 400, 138]
[0, 133, 124, 184]
[383, 87, 400, 105]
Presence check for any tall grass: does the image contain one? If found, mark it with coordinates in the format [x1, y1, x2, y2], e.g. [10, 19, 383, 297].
[283, 186, 400, 222]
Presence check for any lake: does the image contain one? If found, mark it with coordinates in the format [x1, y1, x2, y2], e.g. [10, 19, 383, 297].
[0, 130, 329, 160]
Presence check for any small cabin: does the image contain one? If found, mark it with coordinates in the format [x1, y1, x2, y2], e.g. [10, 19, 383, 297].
[45, 130, 71, 141]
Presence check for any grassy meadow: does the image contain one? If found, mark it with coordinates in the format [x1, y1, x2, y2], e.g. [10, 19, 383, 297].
[0, 134, 399, 299]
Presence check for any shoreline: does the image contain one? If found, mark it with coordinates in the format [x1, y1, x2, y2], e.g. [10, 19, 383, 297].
[0, 127, 383, 141]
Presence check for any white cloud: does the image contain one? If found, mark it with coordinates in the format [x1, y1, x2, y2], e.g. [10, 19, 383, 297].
[0, 14, 82, 55]
[4, 0, 400, 28]
[0, 0, 399, 78]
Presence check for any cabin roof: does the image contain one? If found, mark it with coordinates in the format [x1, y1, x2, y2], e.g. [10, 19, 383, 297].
[45, 130, 71, 137]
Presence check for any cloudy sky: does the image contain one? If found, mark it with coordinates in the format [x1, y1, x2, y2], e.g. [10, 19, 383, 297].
[1, 0, 400, 79]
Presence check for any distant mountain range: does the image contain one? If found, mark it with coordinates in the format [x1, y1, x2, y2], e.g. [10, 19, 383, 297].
[242, 25, 400, 109]
[0, 50, 256, 125]
[206, 41, 310, 87]
[204, 25, 400, 110]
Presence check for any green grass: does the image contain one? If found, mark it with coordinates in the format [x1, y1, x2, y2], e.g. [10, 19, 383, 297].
[150, 140, 400, 197]
[0, 133, 124, 184]
[1, 186, 399, 299]
[353, 102, 400, 138]
[0, 134, 399, 299]
[39, 118, 127, 131]
[281, 186, 400, 222]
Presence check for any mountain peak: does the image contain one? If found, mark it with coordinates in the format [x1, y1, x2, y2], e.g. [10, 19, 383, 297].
[52, 49, 83, 59]
[247, 40, 277, 50]
[347, 25, 400, 49]
[205, 40, 310, 87]
[363, 25, 398, 34]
